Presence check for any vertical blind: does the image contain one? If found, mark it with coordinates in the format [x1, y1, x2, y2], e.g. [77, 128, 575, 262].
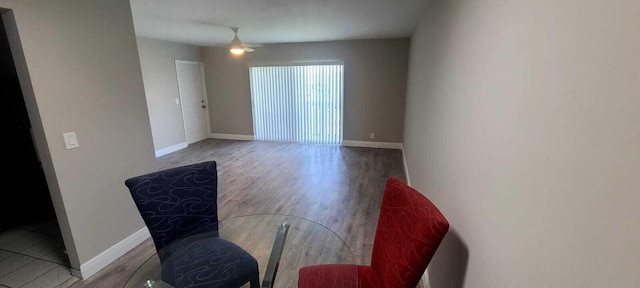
[250, 64, 343, 145]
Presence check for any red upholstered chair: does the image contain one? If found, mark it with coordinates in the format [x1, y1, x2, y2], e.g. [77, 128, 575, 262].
[298, 177, 449, 288]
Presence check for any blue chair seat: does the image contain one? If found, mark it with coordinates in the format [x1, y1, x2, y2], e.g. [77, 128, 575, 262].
[161, 235, 259, 288]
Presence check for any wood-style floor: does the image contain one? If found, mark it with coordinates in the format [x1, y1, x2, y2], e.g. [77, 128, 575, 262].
[69, 139, 412, 288]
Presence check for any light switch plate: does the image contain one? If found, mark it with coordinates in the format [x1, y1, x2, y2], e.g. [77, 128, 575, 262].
[63, 132, 79, 149]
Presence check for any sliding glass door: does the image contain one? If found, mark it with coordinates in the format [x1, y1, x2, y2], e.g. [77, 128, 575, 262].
[249, 64, 343, 145]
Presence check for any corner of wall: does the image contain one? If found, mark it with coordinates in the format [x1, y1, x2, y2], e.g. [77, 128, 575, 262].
[401, 144, 411, 186]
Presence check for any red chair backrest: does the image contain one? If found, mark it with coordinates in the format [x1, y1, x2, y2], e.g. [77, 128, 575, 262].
[370, 177, 449, 288]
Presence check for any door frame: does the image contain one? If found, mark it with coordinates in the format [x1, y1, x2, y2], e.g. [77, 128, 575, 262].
[175, 60, 211, 144]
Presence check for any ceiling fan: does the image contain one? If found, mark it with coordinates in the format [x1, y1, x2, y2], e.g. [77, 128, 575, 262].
[228, 27, 261, 55]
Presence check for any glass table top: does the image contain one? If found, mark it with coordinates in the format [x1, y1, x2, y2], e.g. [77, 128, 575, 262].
[124, 214, 356, 288]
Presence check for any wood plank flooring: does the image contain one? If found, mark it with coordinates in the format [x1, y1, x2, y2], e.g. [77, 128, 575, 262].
[70, 139, 410, 288]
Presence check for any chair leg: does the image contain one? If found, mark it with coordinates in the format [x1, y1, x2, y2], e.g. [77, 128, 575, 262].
[249, 273, 260, 288]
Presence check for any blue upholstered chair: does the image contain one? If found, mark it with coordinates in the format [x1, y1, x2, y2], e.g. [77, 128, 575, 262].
[125, 161, 260, 288]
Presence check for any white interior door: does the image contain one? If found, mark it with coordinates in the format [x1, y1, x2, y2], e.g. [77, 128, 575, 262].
[176, 61, 210, 144]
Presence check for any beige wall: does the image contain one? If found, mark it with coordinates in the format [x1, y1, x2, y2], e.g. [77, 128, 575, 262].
[137, 37, 202, 151]
[404, 0, 640, 287]
[0, 0, 156, 272]
[201, 39, 409, 142]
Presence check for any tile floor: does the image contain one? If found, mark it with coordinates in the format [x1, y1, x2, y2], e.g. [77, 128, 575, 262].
[0, 218, 79, 288]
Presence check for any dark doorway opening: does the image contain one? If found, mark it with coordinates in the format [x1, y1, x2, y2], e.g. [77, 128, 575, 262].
[1, 14, 56, 232]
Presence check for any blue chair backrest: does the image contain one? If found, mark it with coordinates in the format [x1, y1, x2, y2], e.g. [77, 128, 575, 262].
[125, 161, 219, 252]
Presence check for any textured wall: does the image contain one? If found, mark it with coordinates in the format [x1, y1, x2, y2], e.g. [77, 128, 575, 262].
[404, 0, 640, 287]
[0, 0, 156, 271]
[137, 37, 202, 151]
[201, 38, 409, 142]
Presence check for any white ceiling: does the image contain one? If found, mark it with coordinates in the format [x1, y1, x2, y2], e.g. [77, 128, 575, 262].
[130, 0, 429, 47]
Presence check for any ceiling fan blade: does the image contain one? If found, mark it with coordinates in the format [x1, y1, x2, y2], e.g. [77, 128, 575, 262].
[243, 43, 263, 48]
[243, 47, 255, 52]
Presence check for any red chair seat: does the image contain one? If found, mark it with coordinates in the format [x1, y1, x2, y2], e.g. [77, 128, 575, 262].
[298, 264, 384, 288]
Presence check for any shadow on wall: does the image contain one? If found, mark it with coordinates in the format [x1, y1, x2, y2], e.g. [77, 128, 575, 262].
[429, 228, 469, 288]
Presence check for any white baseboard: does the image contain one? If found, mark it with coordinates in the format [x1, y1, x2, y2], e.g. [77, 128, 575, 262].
[210, 133, 255, 141]
[423, 270, 432, 288]
[72, 227, 151, 279]
[402, 146, 411, 186]
[341, 140, 403, 149]
[155, 142, 188, 157]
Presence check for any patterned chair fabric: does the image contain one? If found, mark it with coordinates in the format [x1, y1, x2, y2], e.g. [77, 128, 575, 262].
[161, 236, 260, 288]
[298, 177, 450, 288]
[125, 161, 259, 288]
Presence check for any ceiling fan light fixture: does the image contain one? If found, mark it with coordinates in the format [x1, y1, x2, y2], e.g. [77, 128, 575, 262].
[228, 27, 256, 56]
[230, 45, 245, 55]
